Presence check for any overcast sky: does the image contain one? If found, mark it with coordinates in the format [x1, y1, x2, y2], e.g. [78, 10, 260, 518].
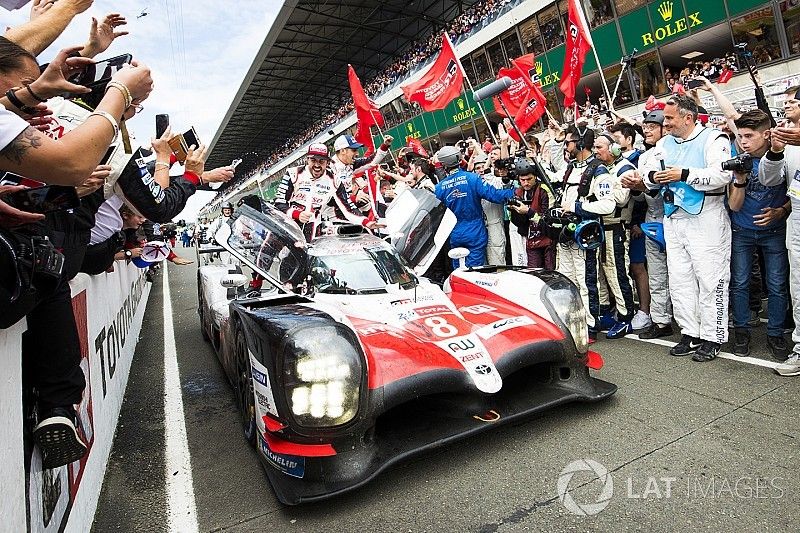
[2, 0, 282, 221]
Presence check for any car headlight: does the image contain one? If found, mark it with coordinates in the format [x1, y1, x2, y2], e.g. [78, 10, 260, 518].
[542, 277, 588, 354]
[282, 325, 363, 427]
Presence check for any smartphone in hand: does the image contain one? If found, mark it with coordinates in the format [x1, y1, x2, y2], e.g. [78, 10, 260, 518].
[4, 185, 80, 214]
[155, 114, 170, 138]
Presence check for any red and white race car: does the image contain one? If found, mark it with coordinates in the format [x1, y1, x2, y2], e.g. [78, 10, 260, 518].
[197, 198, 616, 505]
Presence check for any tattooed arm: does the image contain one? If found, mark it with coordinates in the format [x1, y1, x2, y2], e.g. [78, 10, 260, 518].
[0, 125, 116, 186]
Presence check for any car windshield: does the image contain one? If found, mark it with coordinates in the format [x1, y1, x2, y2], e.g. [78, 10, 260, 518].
[309, 244, 417, 294]
[226, 206, 307, 287]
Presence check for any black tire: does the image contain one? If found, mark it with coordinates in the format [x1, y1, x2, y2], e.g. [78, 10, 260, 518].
[235, 326, 257, 447]
[198, 280, 210, 342]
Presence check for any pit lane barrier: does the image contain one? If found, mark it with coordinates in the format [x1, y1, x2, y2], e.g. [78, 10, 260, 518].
[0, 262, 151, 532]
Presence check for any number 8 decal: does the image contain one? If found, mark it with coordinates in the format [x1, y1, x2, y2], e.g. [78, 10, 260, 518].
[424, 316, 458, 337]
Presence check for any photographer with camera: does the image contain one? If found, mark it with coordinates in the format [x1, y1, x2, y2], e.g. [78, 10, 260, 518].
[726, 110, 790, 359]
[507, 158, 555, 269]
[757, 86, 800, 376]
[641, 95, 732, 362]
[434, 145, 514, 268]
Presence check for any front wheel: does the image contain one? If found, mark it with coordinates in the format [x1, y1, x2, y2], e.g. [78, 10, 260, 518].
[235, 327, 257, 447]
[197, 281, 210, 342]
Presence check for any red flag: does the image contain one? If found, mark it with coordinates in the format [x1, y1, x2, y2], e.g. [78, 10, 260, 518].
[492, 66, 531, 116]
[717, 69, 733, 84]
[401, 33, 464, 111]
[513, 84, 547, 138]
[348, 65, 384, 155]
[407, 138, 429, 157]
[559, 0, 593, 107]
[492, 54, 540, 117]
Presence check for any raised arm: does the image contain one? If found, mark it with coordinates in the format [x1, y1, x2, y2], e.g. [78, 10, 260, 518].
[4, 0, 94, 56]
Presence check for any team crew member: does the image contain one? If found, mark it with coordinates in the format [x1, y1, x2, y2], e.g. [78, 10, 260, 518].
[507, 158, 555, 268]
[275, 143, 381, 240]
[643, 95, 732, 361]
[557, 125, 612, 337]
[434, 145, 514, 268]
[591, 133, 636, 339]
[622, 109, 674, 339]
[758, 86, 800, 376]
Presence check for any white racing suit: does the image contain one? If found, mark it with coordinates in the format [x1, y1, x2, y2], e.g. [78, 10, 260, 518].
[331, 145, 390, 213]
[274, 165, 368, 241]
[557, 157, 615, 331]
[482, 171, 507, 265]
[590, 157, 636, 323]
[758, 144, 800, 356]
[638, 147, 672, 327]
[642, 125, 732, 344]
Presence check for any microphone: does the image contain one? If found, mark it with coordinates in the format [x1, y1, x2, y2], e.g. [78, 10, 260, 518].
[473, 76, 513, 102]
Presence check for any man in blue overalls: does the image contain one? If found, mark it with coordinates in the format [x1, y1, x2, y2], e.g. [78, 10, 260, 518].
[434, 145, 514, 268]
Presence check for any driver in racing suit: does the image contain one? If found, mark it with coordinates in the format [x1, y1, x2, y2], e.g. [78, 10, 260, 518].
[557, 125, 617, 339]
[331, 133, 393, 211]
[434, 145, 514, 268]
[274, 143, 382, 241]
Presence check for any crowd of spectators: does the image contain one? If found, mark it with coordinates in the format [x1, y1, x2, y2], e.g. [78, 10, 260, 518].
[221, 0, 519, 197]
[0, 0, 234, 470]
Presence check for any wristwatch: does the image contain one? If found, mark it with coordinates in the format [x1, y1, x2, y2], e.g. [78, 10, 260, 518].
[124, 249, 133, 261]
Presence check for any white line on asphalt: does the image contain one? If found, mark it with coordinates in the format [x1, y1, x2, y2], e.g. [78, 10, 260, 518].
[163, 266, 200, 532]
[624, 334, 782, 370]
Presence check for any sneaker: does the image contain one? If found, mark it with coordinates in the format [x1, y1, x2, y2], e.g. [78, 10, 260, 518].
[775, 352, 800, 377]
[598, 313, 616, 332]
[588, 328, 597, 344]
[631, 310, 652, 330]
[670, 335, 702, 356]
[767, 335, 789, 361]
[692, 341, 721, 362]
[33, 408, 88, 469]
[606, 320, 631, 340]
[748, 309, 761, 328]
[639, 323, 674, 340]
[733, 328, 750, 357]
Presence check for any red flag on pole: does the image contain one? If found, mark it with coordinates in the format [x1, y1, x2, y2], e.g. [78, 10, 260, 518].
[493, 66, 531, 116]
[348, 64, 384, 155]
[495, 54, 546, 141]
[407, 138, 429, 157]
[559, 0, 593, 107]
[401, 33, 464, 111]
[514, 84, 547, 136]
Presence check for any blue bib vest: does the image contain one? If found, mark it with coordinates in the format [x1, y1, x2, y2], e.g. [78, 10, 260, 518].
[660, 127, 720, 216]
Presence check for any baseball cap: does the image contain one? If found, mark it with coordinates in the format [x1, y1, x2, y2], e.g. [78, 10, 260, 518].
[333, 134, 363, 151]
[307, 143, 330, 160]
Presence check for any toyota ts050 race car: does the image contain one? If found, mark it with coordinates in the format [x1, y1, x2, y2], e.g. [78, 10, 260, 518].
[197, 200, 616, 505]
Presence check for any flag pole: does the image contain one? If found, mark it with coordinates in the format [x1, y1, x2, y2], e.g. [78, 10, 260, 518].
[446, 32, 499, 146]
[575, 2, 614, 111]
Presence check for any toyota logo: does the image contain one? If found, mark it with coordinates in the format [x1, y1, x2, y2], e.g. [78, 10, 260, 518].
[474, 364, 492, 375]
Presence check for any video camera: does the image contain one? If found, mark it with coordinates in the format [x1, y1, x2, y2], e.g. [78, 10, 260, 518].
[721, 153, 753, 173]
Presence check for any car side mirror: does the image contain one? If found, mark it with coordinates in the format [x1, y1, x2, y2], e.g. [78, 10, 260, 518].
[220, 274, 248, 289]
[448, 247, 470, 270]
